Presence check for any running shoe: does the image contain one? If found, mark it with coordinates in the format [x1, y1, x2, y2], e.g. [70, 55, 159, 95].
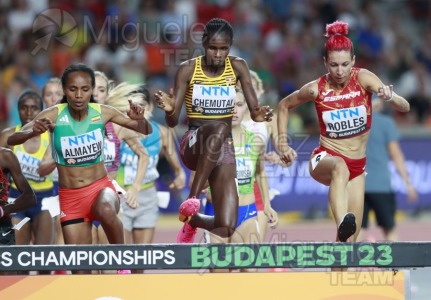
[178, 197, 200, 222]
[177, 222, 197, 243]
[337, 212, 356, 242]
[117, 269, 131, 274]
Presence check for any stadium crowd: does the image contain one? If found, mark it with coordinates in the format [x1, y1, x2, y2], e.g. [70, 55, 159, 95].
[1, 0, 431, 132]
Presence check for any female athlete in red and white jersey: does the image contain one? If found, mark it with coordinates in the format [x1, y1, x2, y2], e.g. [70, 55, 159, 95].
[277, 20, 410, 243]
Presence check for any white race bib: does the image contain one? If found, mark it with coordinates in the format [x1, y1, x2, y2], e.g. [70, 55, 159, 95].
[191, 84, 235, 116]
[15, 151, 45, 182]
[103, 139, 116, 166]
[60, 129, 104, 163]
[322, 105, 367, 138]
[189, 129, 198, 148]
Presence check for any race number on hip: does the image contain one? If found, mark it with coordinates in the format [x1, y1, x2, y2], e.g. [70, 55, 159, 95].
[311, 151, 327, 171]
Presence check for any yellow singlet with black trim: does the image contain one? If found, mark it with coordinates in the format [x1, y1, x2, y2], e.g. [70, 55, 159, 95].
[185, 56, 237, 119]
[11, 125, 53, 191]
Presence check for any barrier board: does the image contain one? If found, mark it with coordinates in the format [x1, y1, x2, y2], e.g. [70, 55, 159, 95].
[0, 242, 430, 271]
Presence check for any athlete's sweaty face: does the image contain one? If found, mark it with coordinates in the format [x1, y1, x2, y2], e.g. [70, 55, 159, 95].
[324, 50, 355, 87]
[203, 32, 231, 67]
[63, 71, 94, 111]
[93, 75, 109, 104]
[18, 97, 42, 126]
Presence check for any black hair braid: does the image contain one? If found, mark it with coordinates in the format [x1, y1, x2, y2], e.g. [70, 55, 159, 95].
[202, 18, 234, 44]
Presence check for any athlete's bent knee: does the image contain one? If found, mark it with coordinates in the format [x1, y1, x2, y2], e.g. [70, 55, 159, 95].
[331, 158, 350, 182]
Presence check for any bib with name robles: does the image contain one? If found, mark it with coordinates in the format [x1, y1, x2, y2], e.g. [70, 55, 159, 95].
[52, 103, 105, 167]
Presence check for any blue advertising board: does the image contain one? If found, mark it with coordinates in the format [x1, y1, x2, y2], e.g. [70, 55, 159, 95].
[158, 137, 431, 214]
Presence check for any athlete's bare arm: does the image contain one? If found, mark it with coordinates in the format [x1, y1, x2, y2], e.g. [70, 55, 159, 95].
[7, 107, 57, 146]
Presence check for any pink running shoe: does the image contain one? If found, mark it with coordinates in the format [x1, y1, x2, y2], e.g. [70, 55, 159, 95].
[177, 223, 197, 243]
[117, 270, 131, 274]
[179, 197, 200, 222]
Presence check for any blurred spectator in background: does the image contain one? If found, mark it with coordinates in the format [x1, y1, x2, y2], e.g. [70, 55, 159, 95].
[0, 7, 13, 67]
[361, 99, 418, 241]
[397, 60, 431, 124]
[415, 26, 431, 74]
[114, 33, 147, 84]
[6, 0, 35, 45]
[6, 75, 29, 127]
[84, 31, 115, 77]
[0, 0, 428, 132]
[41, 77, 62, 108]
[30, 53, 53, 91]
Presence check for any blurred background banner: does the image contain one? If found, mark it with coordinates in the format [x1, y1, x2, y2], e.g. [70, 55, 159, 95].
[158, 137, 431, 216]
[268, 137, 431, 215]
